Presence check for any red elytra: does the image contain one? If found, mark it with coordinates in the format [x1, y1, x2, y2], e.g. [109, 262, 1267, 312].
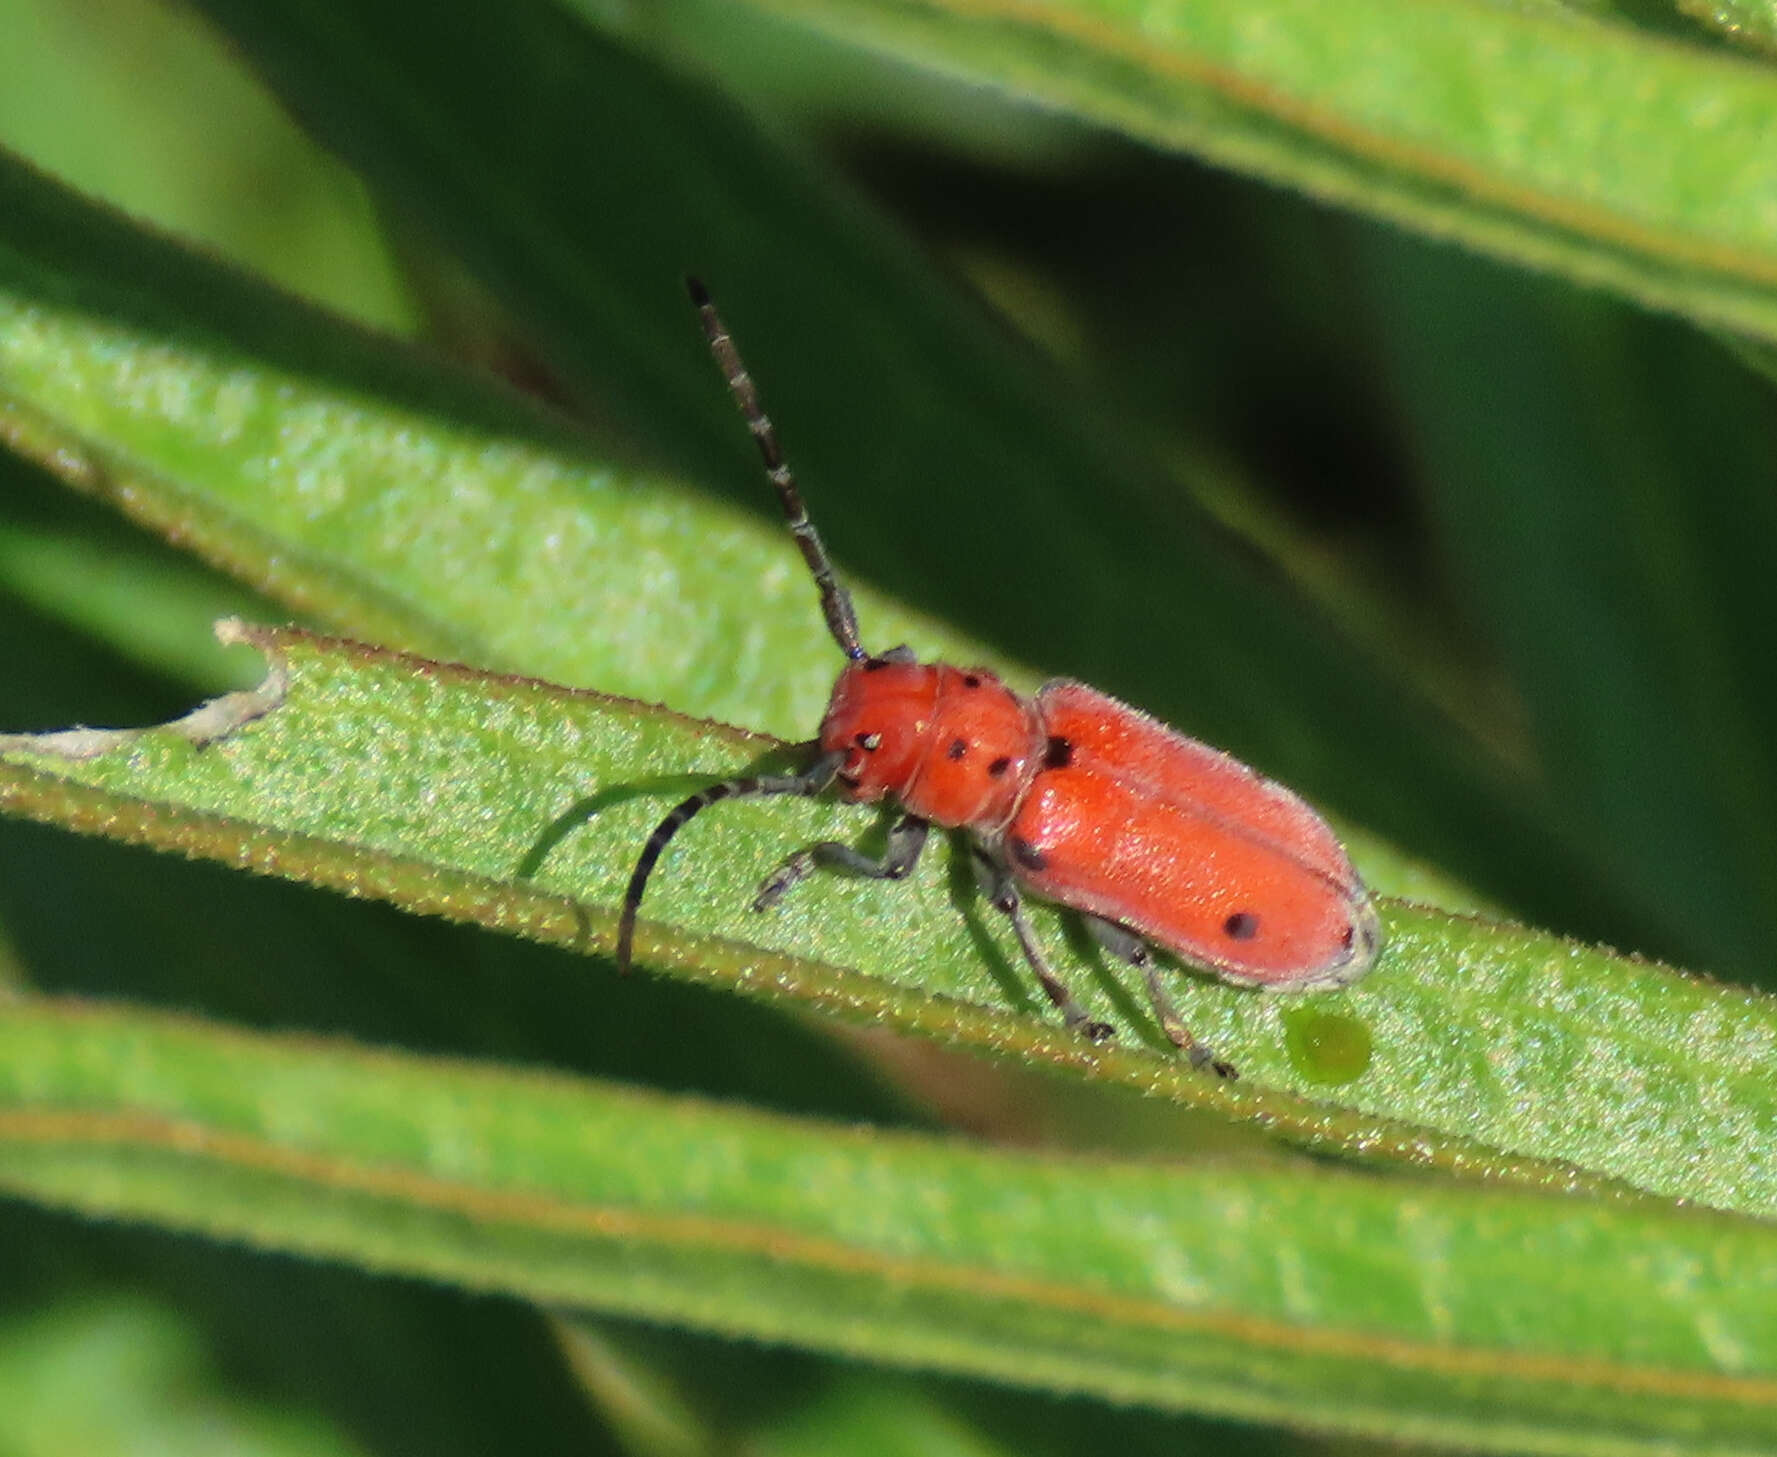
[617, 280, 1382, 1078]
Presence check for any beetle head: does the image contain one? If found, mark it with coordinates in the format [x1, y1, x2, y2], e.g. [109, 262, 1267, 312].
[818, 657, 941, 803]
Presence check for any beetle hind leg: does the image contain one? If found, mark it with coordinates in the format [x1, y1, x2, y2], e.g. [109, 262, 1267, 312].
[754, 812, 930, 912]
[971, 850, 1114, 1043]
[1083, 916, 1237, 1079]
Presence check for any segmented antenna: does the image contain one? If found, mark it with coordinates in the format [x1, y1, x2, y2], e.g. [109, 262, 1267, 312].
[616, 751, 843, 975]
[687, 277, 865, 661]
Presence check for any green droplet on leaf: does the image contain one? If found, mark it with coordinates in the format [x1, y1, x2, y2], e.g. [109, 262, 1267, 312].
[1283, 1006, 1373, 1085]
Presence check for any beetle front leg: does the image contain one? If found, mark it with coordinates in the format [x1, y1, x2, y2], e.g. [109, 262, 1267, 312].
[972, 850, 1114, 1042]
[1083, 915, 1236, 1078]
[753, 812, 930, 912]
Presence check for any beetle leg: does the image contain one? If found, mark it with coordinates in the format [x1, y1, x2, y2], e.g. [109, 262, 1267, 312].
[1083, 915, 1237, 1079]
[754, 812, 930, 912]
[971, 850, 1114, 1042]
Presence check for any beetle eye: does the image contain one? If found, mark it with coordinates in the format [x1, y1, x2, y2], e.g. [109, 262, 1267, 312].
[856, 731, 883, 751]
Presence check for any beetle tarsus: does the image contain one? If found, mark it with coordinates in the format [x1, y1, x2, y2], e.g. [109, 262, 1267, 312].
[1197, 1050, 1240, 1080]
[753, 850, 816, 911]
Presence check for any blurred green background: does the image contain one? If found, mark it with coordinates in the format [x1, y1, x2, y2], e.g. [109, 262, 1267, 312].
[3, 1, 1776, 1453]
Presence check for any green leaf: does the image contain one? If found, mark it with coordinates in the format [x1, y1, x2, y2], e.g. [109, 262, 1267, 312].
[634, 0, 1777, 345]
[1353, 238, 1777, 981]
[0, 461, 268, 693]
[0, 1296, 367, 1457]
[1, 997, 1774, 1457]
[3, 622, 1775, 1219]
[1676, 0, 1777, 58]
[0, 0, 410, 332]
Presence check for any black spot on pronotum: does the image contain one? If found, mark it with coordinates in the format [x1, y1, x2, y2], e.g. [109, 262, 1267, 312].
[962, 673, 982, 689]
[1043, 735, 1073, 770]
[1010, 837, 1048, 872]
[863, 657, 890, 672]
[1224, 911, 1260, 941]
[987, 756, 1012, 778]
[947, 738, 967, 761]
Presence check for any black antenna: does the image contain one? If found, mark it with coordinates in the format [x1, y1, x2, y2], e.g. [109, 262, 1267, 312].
[687, 277, 865, 660]
[616, 751, 843, 975]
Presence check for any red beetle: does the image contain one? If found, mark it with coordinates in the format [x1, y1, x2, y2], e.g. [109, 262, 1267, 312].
[617, 280, 1382, 1076]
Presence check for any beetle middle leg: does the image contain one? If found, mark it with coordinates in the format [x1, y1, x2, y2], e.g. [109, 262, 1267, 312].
[972, 849, 1114, 1042]
[753, 812, 930, 912]
[1084, 915, 1237, 1078]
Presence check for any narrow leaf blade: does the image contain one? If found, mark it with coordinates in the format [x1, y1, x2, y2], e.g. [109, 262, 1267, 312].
[3, 623, 1775, 1219]
[669, 0, 1777, 343]
[0, 999, 1774, 1457]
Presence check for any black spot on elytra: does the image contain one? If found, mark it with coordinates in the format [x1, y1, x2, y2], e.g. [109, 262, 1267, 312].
[987, 756, 1012, 778]
[1010, 837, 1048, 872]
[856, 731, 882, 751]
[1043, 735, 1073, 770]
[1224, 911, 1260, 941]
[962, 674, 981, 689]
[947, 738, 967, 761]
